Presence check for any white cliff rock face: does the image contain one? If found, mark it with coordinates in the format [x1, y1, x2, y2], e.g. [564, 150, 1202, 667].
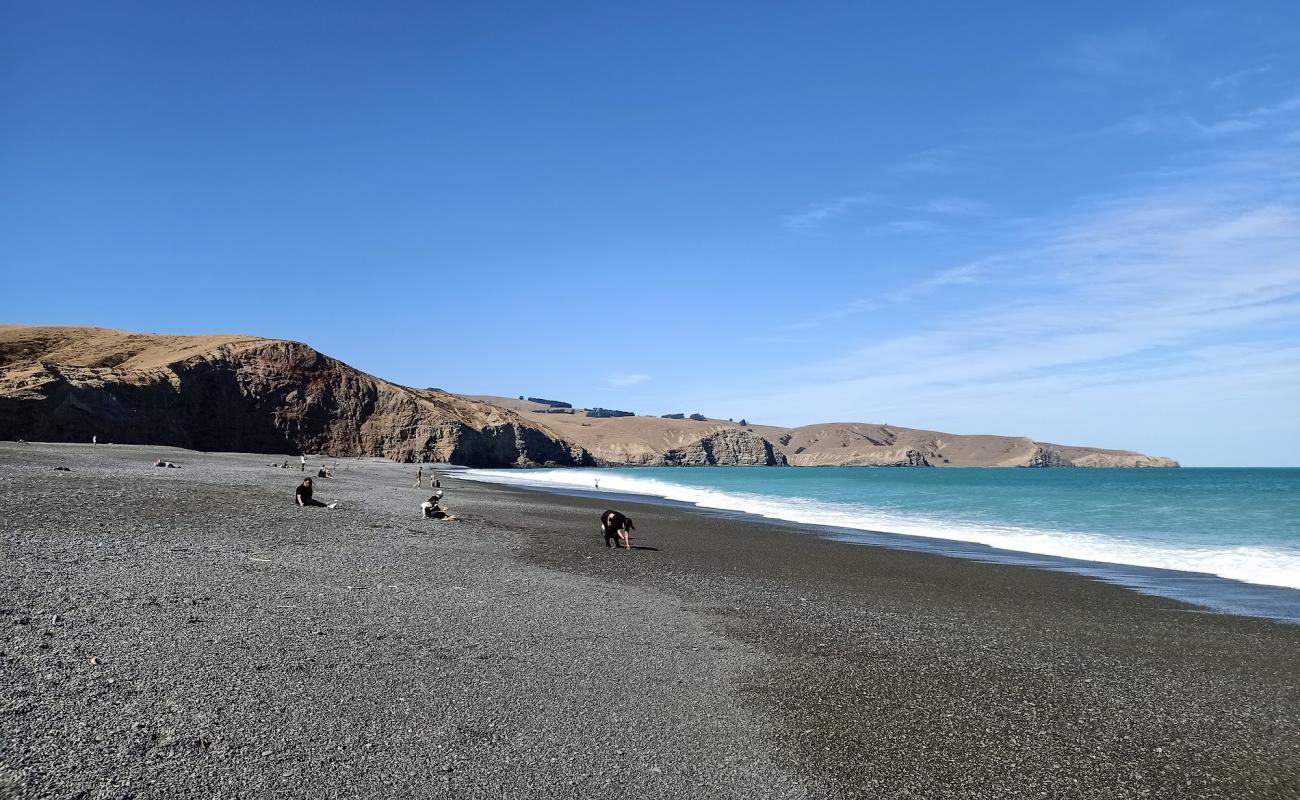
[785, 446, 930, 467]
[1065, 452, 1180, 468]
[0, 325, 1180, 468]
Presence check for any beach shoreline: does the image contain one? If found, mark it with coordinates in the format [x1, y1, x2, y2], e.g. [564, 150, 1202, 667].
[2, 443, 1297, 798]
[454, 467, 1300, 625]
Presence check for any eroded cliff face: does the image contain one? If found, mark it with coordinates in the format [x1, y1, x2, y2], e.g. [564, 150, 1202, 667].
[0, 326, 591, 467]
[1023, 447, 1076, 468]
[661, 428, 786, 466]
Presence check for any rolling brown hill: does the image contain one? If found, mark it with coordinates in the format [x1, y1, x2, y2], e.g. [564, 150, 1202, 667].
[0, 325, 1178, 467]
[475, 397, 1179, 468]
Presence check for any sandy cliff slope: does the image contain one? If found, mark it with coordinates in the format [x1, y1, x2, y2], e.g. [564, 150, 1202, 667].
[0, 325, 590, 466]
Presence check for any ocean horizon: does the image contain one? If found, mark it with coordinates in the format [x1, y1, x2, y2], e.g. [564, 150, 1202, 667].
[460, 466, 1300, 624]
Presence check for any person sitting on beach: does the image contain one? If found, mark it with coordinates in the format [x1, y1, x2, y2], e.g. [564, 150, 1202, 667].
[600, 509, 635, 549]
[295, 477, 337, 508]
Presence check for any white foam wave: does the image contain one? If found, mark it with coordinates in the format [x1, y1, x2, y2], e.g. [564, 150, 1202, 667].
[461, 468, 1300, 591]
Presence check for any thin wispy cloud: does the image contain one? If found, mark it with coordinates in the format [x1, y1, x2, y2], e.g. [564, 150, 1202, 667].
[781, 264, 984, 331]
[605, 372, 651, 388]
[1056, 28, 1167, 79]
[889, 146, 963, 174]
[1103, 91, 1300, 140]
[709, 136, 1300, 463]
[866, 219, 947, 236]
[911, 196, 989, 216]
[783, 194, 877, 231]
[883, 263, 984, 303]
[784, 193, 990, 236]
[1207, 65, 1272, 93]
[779, 298, 882, 332]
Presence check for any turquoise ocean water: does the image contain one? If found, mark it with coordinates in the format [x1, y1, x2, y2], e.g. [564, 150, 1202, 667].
[462, 467, 1300, 623]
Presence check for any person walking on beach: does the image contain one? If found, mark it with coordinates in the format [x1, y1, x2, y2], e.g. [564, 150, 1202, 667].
[414, 467, 423, 488]
[295, 477, 337, 508]
[300, 454, 306, 472]
[600, 509, 634, 549]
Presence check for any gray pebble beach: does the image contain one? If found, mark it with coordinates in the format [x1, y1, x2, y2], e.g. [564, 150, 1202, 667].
[2, 443, 1297, 799]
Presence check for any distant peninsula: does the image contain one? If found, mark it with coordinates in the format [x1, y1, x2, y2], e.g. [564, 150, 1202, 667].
[0, 325, 1178, 469]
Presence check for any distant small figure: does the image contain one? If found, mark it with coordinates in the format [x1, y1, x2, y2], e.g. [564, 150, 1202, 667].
[600, 509, 635, 549]
[92, 435, 97, 445]
[433, 477, 441, 489]
[594, 478, 600, 490]
[414, 467, 423, 488]
[295, 477, 337, 508]
[153, 459, 180, 468]
[300, 455, 306, 472]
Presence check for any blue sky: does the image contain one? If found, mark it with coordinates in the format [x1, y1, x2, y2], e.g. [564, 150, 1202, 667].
[3, 2, 1298, 466]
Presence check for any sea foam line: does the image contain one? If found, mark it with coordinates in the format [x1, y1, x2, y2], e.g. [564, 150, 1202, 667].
[461, 468, 1300, 591]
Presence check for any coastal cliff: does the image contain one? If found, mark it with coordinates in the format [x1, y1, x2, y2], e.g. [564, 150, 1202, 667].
[0, 326, 590, 467]
[0, 325, 1179, 468]
[477, 398, 1180, 468]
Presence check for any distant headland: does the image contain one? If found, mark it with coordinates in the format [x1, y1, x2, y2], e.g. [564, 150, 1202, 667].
[0, 324, 1178, 469]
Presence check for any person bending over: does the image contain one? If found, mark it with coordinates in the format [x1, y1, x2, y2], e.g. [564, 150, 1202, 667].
[421, 491, 457, 520]
[600, 509, 635, 549]
[295, 477, 337, 508]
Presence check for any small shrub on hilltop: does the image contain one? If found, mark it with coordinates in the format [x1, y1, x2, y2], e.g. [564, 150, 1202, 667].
[688, 413, 707, 421]
[587, 408, 635, 418]
[527, 397, 572, 408]
[662, 413, 685, 419]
